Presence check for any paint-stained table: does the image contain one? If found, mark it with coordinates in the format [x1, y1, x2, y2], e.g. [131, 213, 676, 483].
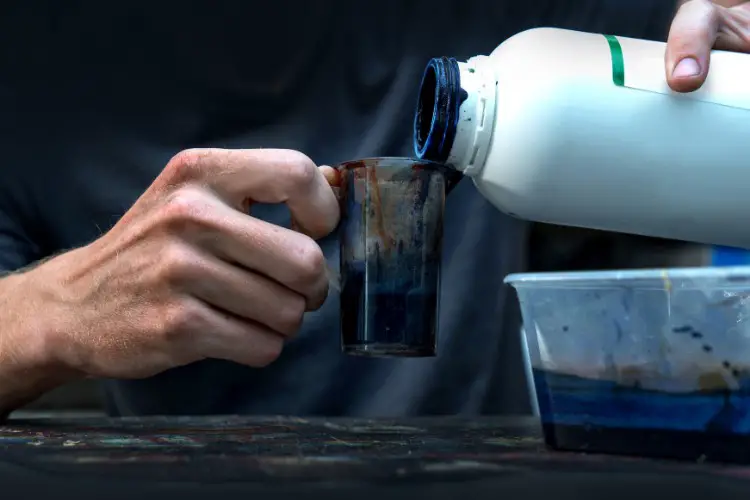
[0, 415, 748, 499]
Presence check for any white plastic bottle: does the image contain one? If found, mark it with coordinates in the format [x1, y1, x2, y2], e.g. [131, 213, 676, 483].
[413, 28, 750, 248]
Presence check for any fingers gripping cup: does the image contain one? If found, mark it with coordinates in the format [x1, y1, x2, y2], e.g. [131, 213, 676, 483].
[337, 157, 454, 357]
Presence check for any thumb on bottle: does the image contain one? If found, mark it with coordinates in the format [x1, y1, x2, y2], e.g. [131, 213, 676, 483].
[665, 0, 721, 93]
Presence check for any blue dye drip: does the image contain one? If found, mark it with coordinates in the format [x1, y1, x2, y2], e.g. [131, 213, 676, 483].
[413, 57, 467, 163]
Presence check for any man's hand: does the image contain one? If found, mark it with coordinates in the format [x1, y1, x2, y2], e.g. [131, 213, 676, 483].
[15, 149, 340, 385]
[666, 0, 750, 92]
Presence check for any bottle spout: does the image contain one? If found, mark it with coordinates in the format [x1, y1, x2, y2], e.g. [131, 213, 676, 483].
[413, 55, 497, 178]
[413, 57, 465, 165]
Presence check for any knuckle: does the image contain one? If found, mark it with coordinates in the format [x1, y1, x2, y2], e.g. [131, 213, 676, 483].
[159, 300, 204, 340]
[279, 150, 318, 192]
[293, 239, 326, 286]
[253, 336, 284, 367]
[677, 0, 700, 11]
[676, 0, 718, 25]
[157, 242, 199, 284]
[274, 294, 306, 336]
[166, 148, 210, 180]
[157, 187, 212, 232]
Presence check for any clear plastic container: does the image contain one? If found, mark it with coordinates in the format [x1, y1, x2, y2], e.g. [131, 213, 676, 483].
[505, 266, 750, 463]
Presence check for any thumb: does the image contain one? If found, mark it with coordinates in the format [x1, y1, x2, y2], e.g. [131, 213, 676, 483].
[290, 165, 341, 234]
[665, 0, 722, 93]
[318, 164, 341, 202]
[318, 165, 341, 187]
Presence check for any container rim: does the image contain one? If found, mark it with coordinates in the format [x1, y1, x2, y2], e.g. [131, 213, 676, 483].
[334, 157, 463, 193]
[334, 157, 450, 172]
[504, 265, 750, 288]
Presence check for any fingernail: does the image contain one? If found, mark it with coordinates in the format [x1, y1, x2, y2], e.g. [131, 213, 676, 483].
[672, 57, 701, 78]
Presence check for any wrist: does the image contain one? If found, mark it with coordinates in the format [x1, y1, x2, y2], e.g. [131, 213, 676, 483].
[0, 269, 83, 415]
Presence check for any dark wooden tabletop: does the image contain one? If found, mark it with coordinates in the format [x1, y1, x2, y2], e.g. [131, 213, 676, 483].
[1, 415, 749, 500]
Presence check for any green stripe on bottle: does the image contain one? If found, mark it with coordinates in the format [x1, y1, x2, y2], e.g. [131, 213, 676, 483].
[604, 35, 625, 86]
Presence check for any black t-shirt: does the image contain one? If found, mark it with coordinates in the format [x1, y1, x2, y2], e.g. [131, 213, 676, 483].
[0, 0, 676, 416]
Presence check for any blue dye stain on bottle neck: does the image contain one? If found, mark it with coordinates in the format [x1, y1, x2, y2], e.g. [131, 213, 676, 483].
[413, 56, 468, 163]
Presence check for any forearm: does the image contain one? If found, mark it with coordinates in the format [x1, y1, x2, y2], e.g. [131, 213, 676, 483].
[0, 270, 80, 419]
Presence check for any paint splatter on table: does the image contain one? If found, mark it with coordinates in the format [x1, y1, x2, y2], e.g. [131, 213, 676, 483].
[1, 416, 750, 499]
